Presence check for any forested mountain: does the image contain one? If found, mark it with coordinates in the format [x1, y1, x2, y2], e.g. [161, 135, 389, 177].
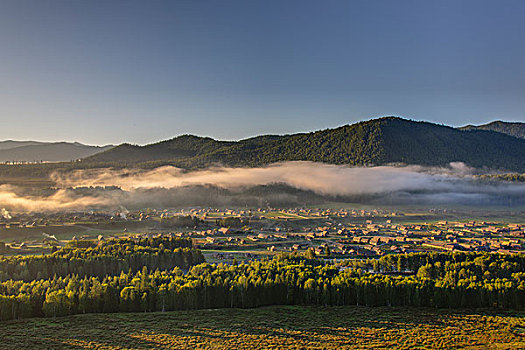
[460, 121, 525, 139]
[0, 141, 113, 162]
[86, 135, 233, 163]
[85, 117, 525, 171]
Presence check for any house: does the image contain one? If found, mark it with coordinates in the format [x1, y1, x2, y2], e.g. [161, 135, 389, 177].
[292, 243, 309, 251]
[218, 227, 231, 235]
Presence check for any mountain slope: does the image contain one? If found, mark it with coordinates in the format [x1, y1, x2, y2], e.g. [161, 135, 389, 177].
[0, 142, 114, 162]
[460, 121, 525, 139]
[379, 119, 525, 169]
[84, 117, 525, 171]
[0, 140, 48, 151]
[88, 136, 233, 163]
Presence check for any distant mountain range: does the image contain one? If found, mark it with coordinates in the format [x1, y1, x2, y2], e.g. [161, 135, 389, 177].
[460, 121, 525, 139]
[0, 141, 113, 163]
[3, 117, 524, 171]
[0, 141, 49, 151]
[83, 117, 525, 172]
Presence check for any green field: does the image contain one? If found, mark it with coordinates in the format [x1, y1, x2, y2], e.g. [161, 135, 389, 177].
[1, 306, 524, 349]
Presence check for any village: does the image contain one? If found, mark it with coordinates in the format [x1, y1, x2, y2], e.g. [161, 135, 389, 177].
[0, 206, 524, 261]
[187, 208, 525, 261]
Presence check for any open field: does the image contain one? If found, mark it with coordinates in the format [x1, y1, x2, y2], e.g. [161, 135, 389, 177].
[1, 306, 524, 349]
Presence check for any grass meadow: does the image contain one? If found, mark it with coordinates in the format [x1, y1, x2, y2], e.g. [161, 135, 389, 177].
[1, 305, 524, 349]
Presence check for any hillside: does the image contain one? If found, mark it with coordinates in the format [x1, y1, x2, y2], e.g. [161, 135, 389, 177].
[460, 121, 525, 139]
[0, 140, 48, 151]
[84, 117, 525, 171]
[0, 142, 113, 162]
[88, 135, 233, 163]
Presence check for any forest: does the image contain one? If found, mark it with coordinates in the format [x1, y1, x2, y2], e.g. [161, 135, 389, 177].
[461, 120, 525, 139]
[0, 238, 524, 321]
[0, 237, 204, 282]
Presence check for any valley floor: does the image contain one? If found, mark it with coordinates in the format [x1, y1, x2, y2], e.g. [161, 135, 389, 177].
[1, 305, 524, 349]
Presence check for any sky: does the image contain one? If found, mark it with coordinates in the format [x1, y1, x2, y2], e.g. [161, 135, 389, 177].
[0, 0, 524, 145]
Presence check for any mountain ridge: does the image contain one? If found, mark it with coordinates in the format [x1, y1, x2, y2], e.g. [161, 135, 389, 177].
[460, 121, 525, 139]
[0, 141, 114, 163]
[83, 117, 525, 171]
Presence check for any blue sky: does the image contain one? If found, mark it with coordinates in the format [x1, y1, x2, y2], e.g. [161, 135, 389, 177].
[0, 0, 524, 145]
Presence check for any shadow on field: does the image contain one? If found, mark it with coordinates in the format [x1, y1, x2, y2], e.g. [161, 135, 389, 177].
[1, 306, 524, 349]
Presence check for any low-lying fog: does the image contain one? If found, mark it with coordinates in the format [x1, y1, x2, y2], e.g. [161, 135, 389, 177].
[1, 161, 525, 212]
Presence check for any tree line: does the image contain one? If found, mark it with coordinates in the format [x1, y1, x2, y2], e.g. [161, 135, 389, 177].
[0, 237, 204, 282]
[343, 251, 525, 279]
[0, 251, 524, 321]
